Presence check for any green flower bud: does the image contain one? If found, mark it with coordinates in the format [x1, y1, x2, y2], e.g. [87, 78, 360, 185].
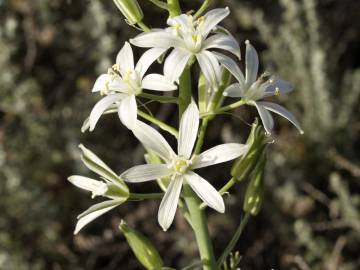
[243, 153, 265, 216]
[231, 120, 266, 182]
[119, 220, 163, 270]
[113, 0, 144, 25]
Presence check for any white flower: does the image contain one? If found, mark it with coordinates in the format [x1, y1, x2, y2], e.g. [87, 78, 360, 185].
[68, 145, 129, 234]
[120, 101, 248, 231]
[130, 8, 240, 87]
[89, 42, 177, 130]
[221, 40, 304, 135]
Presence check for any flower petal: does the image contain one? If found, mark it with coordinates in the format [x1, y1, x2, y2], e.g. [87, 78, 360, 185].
[142, 74, 177, 91]
[185, 171, 225, 213]
[121, 164, 172, 183]
[253, 101, 274, 135]
[245, 40, 259, 86]
[130, 30, 183, 48]
[178, 101, 199, 159]
[192, 143, 249, 169]
[158, 176, 183, 231]
[89, 93, 125, 131]
[118, 94, 137, 129]
[264, 79, 294, 97]
[164, 48, 191, 82]
[132, 120, 176, 161]
[196, 50, 221, 86]
[203, 34, 240, 59]
[74, 199, 123, 234]
[213, 52, 245, 86]
[92, 74, 110, 93]
[116, 42, 134, 75]
[201, 7, 230, 38]
[68, 175, 106, 192]
[223, 83, 244, 98]
[257, 101, 304, 134]
[135, 47, 169, 78]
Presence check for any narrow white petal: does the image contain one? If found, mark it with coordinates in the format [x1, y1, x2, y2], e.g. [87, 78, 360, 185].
[264, 79, 294, 97]
[192, 143, 249, 169]
[158, 176, 183, 231]
[245, 40, 259, 86]
[203, 34, 240, 59]
[164, 48, 191, 82]
[68, 175, 106, 193]
[135, 47, 168, 78]
[74, 200, 122, 234]
[253, 101, 274, 135]
[92, 74, 110, 93]
[201, 7, 230, 38]
[196, 51, 221, 86]
[223, 83, 244, 98]
[142, 74, 177, 91]
[213, 52, 245, 85]
[258, 101, 304, 134]
[89, 94, 125, 131]
[178, 101, 199, 159]
[118, 95, 137, 129]
[132, 120, 176, 161]
[130, 31, 183, 48]
[185, 171, 225, 213]
[121, 164, 172, 183]
[116, 42, 134, 75]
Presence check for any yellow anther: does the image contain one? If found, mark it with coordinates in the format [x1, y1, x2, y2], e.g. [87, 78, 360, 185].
[275, 87, 280, 96]
[112, 64, 120, 72]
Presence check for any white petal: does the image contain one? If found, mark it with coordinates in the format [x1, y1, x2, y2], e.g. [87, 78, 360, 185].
[89, 94, 125, 131]
[121, 164, 172, 183]
[158, 176, 183, 231]
[132, 120, 176, 161]
[74, 200, 122, 234]
[130, 31, 183, 48]
[223, 83, 244, 98]
[142, 74, 177, 91]
[257, 101, 304, 134]
[135, 47, 169, 78]
[68, 175, 106, 193]
[245, 40, 259, 86]
[116, 42, 134, 75]
[264, 79, 294, 97]
[213, 52, 245, 85]
[201, 7, 230, 38]
[253, 101, 274, 135]
[203, 34, 240, 59]
[185, 171, 224, 213]
[192, 143, 249, 169]
[178, 101, 199, 159]
[92, 74, 110, 93]
[196, 51, 221, 86]
[164, 48, 191, 82]
[118, 95, 137, 129]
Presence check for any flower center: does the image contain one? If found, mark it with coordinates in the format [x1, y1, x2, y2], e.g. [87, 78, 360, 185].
[123, 70, 142, 95]
[172, 158, 191, 174]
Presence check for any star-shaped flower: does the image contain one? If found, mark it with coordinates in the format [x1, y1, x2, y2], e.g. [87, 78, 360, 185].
[222, 40, 303, 134]
[121, 101, 248, 231]
[89, 42, 177, 130]
[130, 8, 240, 87]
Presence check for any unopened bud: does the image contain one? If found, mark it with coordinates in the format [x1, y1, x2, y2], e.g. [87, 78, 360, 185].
[113, 0, 144, 25]
[119, 220, 163, 270]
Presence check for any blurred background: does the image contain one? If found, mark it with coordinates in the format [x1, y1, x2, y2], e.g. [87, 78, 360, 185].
[0, 0, 359, 269]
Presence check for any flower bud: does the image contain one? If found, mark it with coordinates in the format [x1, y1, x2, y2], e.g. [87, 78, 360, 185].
[119, 220, 163, 270]
[231, 120, 266, 182]
[243, 152, 265, 216]
[113, 0, 144, 25]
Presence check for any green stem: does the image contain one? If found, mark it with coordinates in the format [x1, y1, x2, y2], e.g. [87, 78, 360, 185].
[178, 66, 192, 115]
[139, 92, 178, 104]
[167, 0, 181, 17]
[137, 110, 179, 138]
[217, 213, 250, 267]
[147, 0, 169, 10]
[183, 185, 217, 270]
[194, 0, 213, 19]
[137, 21, 150, 32]
[200, 100, 246, 118]
[194, 118, 209, 155]
[129, 193, 164, 200]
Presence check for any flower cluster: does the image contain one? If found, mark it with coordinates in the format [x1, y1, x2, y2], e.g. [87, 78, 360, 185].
[69, 6, 302, 234]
